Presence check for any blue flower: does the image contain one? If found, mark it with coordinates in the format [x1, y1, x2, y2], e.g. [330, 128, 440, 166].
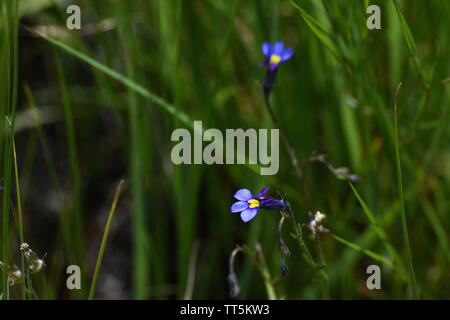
[260, 41, 294, 71]
[231, 187, 272, 222]
[231, 187, 290, 223]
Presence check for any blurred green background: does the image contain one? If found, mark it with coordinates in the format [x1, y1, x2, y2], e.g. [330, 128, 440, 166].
[0, 0, 448, 299]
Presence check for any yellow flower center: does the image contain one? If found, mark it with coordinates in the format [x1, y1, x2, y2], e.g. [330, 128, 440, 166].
[270, 54, 281, 65]
[247, 199, 260, 209]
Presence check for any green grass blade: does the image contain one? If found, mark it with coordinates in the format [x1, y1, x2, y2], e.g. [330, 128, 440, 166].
[55, 52, 86, 295]
[331, 233, 393, 267]
[394, 83, 419, 299]
[290, 0, 338, 58]
[8, 118, 26, 299]
[117, 1, 150, 299]
[420, 195, 450, 264]
[89, 180, 124, 300]
[25, 26, 267, 181]
[329, 197, 411, 285]
[392, 0, 430, 92]
[25, 27, 193, 127]
[23, 84, 62, 196]
[348, 180, 407, 277]
[1, 0, 19, 299]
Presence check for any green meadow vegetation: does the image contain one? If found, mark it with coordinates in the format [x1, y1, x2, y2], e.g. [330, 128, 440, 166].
[0, 0, 448, 299]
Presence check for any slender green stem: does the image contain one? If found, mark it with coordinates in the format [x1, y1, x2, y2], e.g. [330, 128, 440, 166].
[25, 269, 34, 300]
[2, 0, 19, 300]
[229, 245, 278, 300]
[254, 243, 278, 300]
[11, 124, 26, 300]
[5, 116, 27, 299]
[88, 180, 125, 300]
[285, 206, 315, 267]
[23, 84, 62, 198]
[262, 94, 313, 208]
[9, 125, 24, 245]
[183, 240, 200, 300]
[263, 91, 329, 294]
[394, 83, 419, 299]
[263, 94, 303, 183]
[55, 52, 85, 276]
[315, 234, 325, 268]
[1, 133, 13, 300]
[277, 215, 289, 256]
[315, 234, 329, 299]
[285, 206, 329, 292]
[119, 6, 149, 299]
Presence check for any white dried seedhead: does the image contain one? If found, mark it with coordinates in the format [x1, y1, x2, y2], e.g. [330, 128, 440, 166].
[20, 243, 45, 274]
[8, 265, 22, 286]
[305, 211, 329, 236]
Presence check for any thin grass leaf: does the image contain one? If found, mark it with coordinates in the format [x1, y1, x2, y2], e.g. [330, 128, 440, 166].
[55, 52, 85, 295]
[25, 27, 194, 127]
[290, 0, 339, 58]
[392, 0, 430, 92]
[117, 1, 150, 299]
[331, 233, 393, 267]
[1, 0, 19, 299]
[7, 117, 26, 299]
[348, 180, 408, 278]
[420, 195, 450, 264]
[394, 83, 419, 299]
[89, 180, 125, 300]
[25, 26, 265, 178]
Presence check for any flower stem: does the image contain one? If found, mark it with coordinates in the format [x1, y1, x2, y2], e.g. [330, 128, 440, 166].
[315, 234, 329, 299]
[229, 245, 278, 299]
[285, 205, 329, 294]
[263, 93, 303, 180]
[263, 93, 308, 196]
[263, 90, 328, 295]
[285, 206, 315, 267]
[254, 242, 278, 300]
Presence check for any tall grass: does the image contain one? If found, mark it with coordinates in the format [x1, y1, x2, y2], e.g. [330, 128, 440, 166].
[394, 83, 418, 298]
[0, 0, 448, 299]
[1, 0, 19, 300]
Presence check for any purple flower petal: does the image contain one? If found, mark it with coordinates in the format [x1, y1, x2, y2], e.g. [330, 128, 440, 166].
[260, 199, 289, 211]
[262, 42, 272, 57]
[259, 196, 273, 205]
[273, 41, 284, 55]
[281, 48, 294, 62]
[231, 201, 249, 213]
[233, 189, 254, 201]
[240, 207, 258, 223]
[257, 187, 269, 199]
[260, 59, 269, 67]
